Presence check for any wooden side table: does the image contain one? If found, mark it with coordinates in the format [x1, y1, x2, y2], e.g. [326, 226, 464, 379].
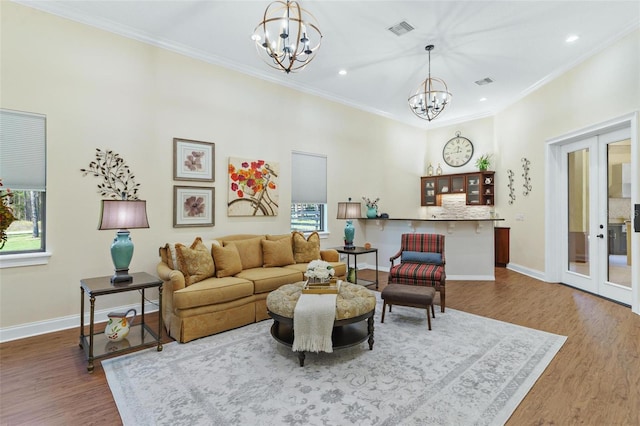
[79, 272, 163, 372]
[333, 246, 379, 289]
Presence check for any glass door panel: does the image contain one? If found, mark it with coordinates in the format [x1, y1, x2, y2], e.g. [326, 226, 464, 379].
[567, 148, 591, 277]
[605, 140, 632, 288]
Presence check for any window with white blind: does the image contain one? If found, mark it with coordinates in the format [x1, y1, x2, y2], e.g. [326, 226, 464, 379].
[291, 151, 327, 233]
[0, 109, 47, 258]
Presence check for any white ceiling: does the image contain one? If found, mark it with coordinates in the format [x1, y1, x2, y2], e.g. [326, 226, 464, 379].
[17, 0, 640, 128]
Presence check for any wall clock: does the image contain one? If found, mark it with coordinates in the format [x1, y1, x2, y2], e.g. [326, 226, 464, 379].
[443, 132, 474, 167]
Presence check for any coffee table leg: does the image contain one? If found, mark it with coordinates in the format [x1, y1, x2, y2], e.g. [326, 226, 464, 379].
[367, 314, 374, 350]
[297, 351, 305, 367]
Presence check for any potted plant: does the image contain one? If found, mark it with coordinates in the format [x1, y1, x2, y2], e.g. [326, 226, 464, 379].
[475, 154, 492, 171]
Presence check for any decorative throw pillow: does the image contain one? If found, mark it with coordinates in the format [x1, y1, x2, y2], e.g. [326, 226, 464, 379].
[175, 237, 215, 286]
[212, 243, 243, 278]
[292, 231, 321, 263]
[160, 243, 178, 270]
[224, 237, 264, 270]
[401, 250, 443, 265]
[261, 238, 295, 267]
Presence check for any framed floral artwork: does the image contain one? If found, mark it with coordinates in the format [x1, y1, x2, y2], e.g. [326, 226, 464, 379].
[173, 138, 215, 182]
[173, 186, 215, 227]
[227, 157, 279, 216]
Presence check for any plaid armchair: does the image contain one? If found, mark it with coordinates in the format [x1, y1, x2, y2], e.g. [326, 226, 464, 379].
[388, 233, 446, 312]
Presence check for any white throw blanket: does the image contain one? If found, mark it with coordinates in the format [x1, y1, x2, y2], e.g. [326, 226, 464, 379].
[292, 289, 338, 353]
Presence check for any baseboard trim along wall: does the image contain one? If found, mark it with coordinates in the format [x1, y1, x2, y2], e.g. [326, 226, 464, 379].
[0, 300, 159, 343]
[507, 263, 546, 281]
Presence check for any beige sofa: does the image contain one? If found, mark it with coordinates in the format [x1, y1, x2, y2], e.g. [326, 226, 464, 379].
[157, 232, 346, 343]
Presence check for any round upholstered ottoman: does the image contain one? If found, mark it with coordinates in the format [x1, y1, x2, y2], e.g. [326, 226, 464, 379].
[266, 281, 376, 366]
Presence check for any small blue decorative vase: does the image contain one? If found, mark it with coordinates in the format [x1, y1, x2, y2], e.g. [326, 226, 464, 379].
[366, 207, 377, 218]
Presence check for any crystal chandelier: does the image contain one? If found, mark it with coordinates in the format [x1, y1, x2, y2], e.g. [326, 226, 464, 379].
[408, 45, 452, 121]
[253, 0, 322, 74]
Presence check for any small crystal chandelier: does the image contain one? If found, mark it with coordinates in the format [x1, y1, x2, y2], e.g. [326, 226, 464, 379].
[408, 45, 452, 121]
[252, 0, 322, 74]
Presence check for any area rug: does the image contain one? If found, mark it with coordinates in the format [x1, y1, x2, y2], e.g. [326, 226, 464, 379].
[103, 295, 566, 426]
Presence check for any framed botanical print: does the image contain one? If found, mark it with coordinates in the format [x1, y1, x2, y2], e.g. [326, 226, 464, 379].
[173, 186, 215, 227]
[173, 138, 215, 182]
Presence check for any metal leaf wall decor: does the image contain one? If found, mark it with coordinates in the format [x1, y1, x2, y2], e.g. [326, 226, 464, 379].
[507, 169, 516, 205]
[80, 148, 140, 200]
[522, 158, 532, 196]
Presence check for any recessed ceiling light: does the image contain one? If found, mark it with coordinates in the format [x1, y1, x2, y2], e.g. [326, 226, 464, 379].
[338, 69, 347, 76]
[565, 34, 579, 43]
[479, 97, 487, 102]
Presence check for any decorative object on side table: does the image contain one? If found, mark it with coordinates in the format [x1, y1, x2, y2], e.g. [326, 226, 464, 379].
[104, 309, 137, 342]
[362, 196, 379, 218]
[336, 198, 361, 249]
[99, 198, 150, 284]
[436, 163, 443, 175]
[427, 163, 434, 176]
[81, 149, 150, 284]
[475, 153, 492, 171]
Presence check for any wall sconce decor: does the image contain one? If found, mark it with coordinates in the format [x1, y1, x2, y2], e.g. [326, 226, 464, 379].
[522, 158, 532, 196]
[507, 169, 516, 205]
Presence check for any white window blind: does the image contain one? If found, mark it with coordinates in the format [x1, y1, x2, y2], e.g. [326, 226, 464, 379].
[0, 109, 46, 191]
[291, 151, 327, 204]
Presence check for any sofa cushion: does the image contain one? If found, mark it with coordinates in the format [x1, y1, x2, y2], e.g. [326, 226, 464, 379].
[173, 276, 254, 310]
[266, 233, 292, 241]
[235, 267, 303, 294]
[212, 243, 243, 278]
[175, 237, 215, 286]
[224, 236, 264, 270]
[292, 231, 321, 263]
[261, 238, 295, 267]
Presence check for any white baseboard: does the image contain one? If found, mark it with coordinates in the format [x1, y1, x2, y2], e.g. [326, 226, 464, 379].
[507, 263, 546, 281]
[0, 300, 159, 343]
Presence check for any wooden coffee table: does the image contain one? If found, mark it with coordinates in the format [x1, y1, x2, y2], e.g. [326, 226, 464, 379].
[266, 282, 375, 366]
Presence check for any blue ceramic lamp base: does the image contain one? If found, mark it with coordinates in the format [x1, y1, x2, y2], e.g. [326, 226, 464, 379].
[110, 230, 134, 284]
[343, 220, 356, 250]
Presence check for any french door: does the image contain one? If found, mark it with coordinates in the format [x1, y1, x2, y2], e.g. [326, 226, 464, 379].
[561, 127, 632, 304]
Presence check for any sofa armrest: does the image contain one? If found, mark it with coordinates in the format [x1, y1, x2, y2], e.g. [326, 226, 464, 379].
[320, 249, 339, 262]
[156, 262, 186, 292]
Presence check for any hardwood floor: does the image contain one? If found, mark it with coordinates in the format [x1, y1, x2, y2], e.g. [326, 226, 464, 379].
[1, 268, 638, 425]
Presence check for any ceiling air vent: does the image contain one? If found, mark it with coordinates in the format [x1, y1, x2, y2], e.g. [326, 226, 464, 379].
[388, 21, 414, 36]
[475, 77, 494, 86]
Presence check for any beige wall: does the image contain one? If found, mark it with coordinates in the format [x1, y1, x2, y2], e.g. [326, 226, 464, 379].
[0, 3, 427, 330]
[1, 3, 638, 333]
